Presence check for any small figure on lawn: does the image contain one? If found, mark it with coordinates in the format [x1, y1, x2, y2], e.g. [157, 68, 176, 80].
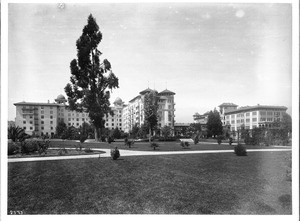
[110, 146, 120, 160]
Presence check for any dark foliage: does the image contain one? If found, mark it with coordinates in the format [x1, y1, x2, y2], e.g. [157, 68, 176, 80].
[234, 143, 247, 156]
[206, 109, 223, 137]
[110, 147, 120, 160]
[8, 126, 30, 142]
[150, 142, 159, 150]
[64, 14, 119, 141]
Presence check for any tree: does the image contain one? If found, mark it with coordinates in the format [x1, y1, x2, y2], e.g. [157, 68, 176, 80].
[161, 126, 172, 141]
[206, 109, 223, 137]
[64, 14, 119, 141]
[130, 124, 140, 139]
[110, 127, 121, 139]
[143, 91, 159, 142]
[137, 124, 148, 139]
[280, 113, 292, 134]
[8, 126, 29, 142]
[55, 121, 67, 138]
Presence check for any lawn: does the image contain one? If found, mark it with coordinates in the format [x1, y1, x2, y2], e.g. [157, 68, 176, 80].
[48, 139, 291, 152]
[8, 150, 292, 214]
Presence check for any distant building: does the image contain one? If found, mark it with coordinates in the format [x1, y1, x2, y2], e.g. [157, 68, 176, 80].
[14, 95, 123, 137]
[121, 88, 176, 134]
[193, 111, 210, 124]
[174, 123, 191, 136]
[14, 88, 176, 137]
[219, 104, 288, 131]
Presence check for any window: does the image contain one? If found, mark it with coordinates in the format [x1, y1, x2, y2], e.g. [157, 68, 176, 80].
[23, 115, 26, 118]
[50, 116, 53, 119]
[41, 107, 44, 110]
[119, 123, 122, 126]
[82, 118, 85, 121]
[76, 123, 79, 126]
[30, 121, 33, 124]
[106, 123, 108, 126]
[50, 107, 53, 109]
[252, 118, 257, 122]
[260, 118, 266, 122]
[241, 119, 244, 123]
[77, 118, 79, 121]
[51, 127, 53, 130]
[112, 123, 114, 126]
[252, 111, 257, 116]
[41, 115, 44, 119]
[246, 112, 250, 116]
[69, 118, 71, 121]
[30, 116, 33, 119]
[68, 123, 71, 126]
[246, 119, 250, 123]
[23, 121, 26, 124]
[267, 111, 273, 115]
[260, 111, 266, 116]
[41, 127, 44, 130]
[41, 111, 44, 114]
[23, 127, 26, 130]
[30, 127, 33, 130]
[112, 119, 114, 122]
[50, 111, 53, 114]
[41, 121, 44, 124]
[50, 121, 53, 124]
[231, 120, 235, 124]
[76, 114, 79, 117]
[68, 113, 71, 116]
[237, 120, 240, 123]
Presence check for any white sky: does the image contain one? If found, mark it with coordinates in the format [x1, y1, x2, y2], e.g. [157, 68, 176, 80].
[7, 3, 292, 122]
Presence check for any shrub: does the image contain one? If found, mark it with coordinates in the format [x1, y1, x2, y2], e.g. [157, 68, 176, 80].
[180, 141, 190, 148]
[20, 141, 38, 155]
[84, 147, 93, 153]
[80, 135, 88, 143]
[110, 147, 120, 160]
[8, 142, 20, 155]
[101, 136, 106, 142]
[234, 143, 247, 156]
[150, 142, 159, 150]
[107, 136, 114, 144]
[125, 139, 134, 148]
[217, 136, 222, 145]
[37, 139, 50, 155]
[194, 136, 199, 145]
[229, 137, 233, 145]
[58, 148, 68, 156]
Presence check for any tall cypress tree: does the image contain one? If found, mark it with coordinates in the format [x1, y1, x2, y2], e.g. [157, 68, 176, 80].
[65, 14, 119, 141]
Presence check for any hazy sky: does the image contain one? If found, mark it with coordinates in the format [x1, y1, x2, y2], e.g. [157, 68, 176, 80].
[8, 3, 292, 122]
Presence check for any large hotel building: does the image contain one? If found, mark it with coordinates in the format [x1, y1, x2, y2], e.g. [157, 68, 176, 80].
[14, 88, 176, 137]
[194, 103, 288, 132]
[219, 103, 287, 131]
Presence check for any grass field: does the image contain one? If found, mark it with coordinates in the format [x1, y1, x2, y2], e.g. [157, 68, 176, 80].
[48, 140, 291, 152]
[8, 150, 292, 214]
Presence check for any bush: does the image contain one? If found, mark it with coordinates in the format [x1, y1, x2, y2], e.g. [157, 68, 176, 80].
[107, 136, 114, 144]
[110, 147, 120, 160]
[58, 148, 68, 156]
[8, 142, 20, 155]
[234, 143, 247, 156]
[20, 141, 39, 155]
[84, 147, 93, 153]
[217, 136, 223, 145]
[180, 141, 190, 148]
[194, 136, 199, 145]
[37, 139, 50, 155]
[150, 142, 159, 150]
[229, 137, 233, 145]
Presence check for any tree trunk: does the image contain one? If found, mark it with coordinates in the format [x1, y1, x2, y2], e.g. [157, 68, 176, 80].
[149, 128, 152, 143]
[94, 127, 101, 142]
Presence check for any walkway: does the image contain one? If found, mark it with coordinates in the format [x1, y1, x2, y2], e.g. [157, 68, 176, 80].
[8, 147, 292, 163]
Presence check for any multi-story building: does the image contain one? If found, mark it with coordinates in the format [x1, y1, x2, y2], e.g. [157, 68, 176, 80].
[193, 111, 210, 124]
[219, 104, 287, 131]
[14, 94, 124, 137]
[121, 88, 176, 134]
[14, 88, 176, 137]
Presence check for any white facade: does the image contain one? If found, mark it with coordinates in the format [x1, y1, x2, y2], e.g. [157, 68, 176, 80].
[222, 105, 287, 131]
